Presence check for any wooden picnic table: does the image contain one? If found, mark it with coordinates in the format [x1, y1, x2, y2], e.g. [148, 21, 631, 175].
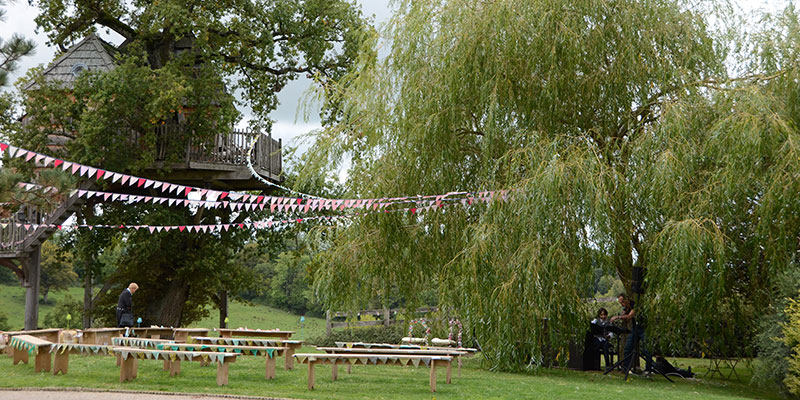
[49, 343, 113, 375]
[156, 342, 286, 379]
[5, 328, 61, 343]
[217, 328, 294, 340]
[294, 353, 453, 392]
[192, 336, 303, 371]
[79, 328, 124, 345]
[318, 346, 469, 376]
[113, 346, 238, 386]
[9, 334, 54, 372]
[132, 326, 174, 339]
[172, 328, 210, 342]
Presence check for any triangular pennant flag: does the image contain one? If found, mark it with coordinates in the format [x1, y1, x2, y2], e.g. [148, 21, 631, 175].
[25, 151, 36, 162]
[144, 179, 154, 189]
[121, 175, 130, 185]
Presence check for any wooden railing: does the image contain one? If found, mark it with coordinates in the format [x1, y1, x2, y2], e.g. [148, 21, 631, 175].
[152, 124, 281, 175]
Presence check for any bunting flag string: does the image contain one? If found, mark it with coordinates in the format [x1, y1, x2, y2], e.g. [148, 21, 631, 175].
[1, 142, 510, 211]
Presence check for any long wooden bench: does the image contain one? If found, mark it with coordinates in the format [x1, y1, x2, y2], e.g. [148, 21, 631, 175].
[317, 346, 469, 377]
[293, 353, 453, 392]
[191, 336, 303, 370]
[156, 343, 286, 379]
[112, 346, 238, 386]
[49, 343, 113, 375]
[9, 335, 54, 372]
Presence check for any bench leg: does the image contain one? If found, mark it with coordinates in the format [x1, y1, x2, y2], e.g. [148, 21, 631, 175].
[35, 352, 51, 373]
[53, 352, 69, 375]
[332, 362, 338, 381]
[265, 354, 276, 379]
[285, 347, 295, 370]
[116, 353, 121, 366]
[120, 356, 137, 382]
[216, 362, 230, 386]
[446, 360, 452, 384]
[13, 348, 28, 365]
[430, 359, 438, 392]
[163, 358, 170, 371]
[169, 359, 181, 376]
[346, 362, 352, 374]
[308, 361, 316, 390]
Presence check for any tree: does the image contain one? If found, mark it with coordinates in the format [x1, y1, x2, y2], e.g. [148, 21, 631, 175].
[0, 0, 35, 87]
[302, 0, 800, 370]
[7, 0, 370, 327]
[39, 237, 77, 303]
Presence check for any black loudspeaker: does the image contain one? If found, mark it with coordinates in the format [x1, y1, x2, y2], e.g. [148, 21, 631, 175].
[631, 266, 645, 294]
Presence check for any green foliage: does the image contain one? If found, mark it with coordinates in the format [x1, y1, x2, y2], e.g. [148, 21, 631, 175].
[310, 325, 404, 347]
[302, 0, 800, 371]
[43, 294, 83, 329]
[40, 238, 77, 304]
[0, 311, 9, 330]
[783, 292, 800, 396]
[254, 250, 322, 316]
[0, 0, 35, 87]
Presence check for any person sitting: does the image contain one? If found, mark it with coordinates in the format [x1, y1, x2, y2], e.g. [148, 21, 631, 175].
[591, 308, 613, 367]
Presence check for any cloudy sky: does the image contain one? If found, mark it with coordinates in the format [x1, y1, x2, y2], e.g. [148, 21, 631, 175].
[0, 0, 786, 149]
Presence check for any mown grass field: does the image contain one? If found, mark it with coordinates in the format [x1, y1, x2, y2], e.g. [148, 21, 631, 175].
[0, 284, 785, 399]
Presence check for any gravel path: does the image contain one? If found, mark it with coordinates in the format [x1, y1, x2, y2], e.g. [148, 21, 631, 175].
[0, 389, 296, 400]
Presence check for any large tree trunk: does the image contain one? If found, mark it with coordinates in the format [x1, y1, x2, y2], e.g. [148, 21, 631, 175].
[147, 279, 189, 327]
[23, 246, 41, 330]
[219, 291, 228, 329]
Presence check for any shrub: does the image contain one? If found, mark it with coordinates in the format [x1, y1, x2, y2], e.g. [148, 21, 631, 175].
[43, 295, 83, 329]
[783, 293, 800, 396]
[753, 268, 800, 393]
[310, 325, 405, 347]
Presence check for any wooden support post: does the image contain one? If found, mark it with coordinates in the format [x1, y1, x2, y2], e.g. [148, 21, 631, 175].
[216, 361, 229, 386]
[308, 360, 316, 390]
[265, 353, 276, 379]
[53, 352, 69, 375]
[169, 359, 181, 376]
[23, 247, 41, 330]
[430, 359, 438, 392]
[332, 362, 338, 381]
[34, 351, 51, 372]
[285, 347, 295, 370]
[120, 356, 136, 382]
[13, 348, 29, 365]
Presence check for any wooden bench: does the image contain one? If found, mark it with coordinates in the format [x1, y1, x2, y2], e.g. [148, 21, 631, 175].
[293, 353, 453, 392]
[79, 328, 124, 345]
[192, 336, 303, 370]
[50, 343, 113, 375]
[112, 337, 174, 348]
[317, 346, 469, 377]
[112, 346, 238, 386]
[157, 343, 286, 379]
[9, 335, 54, 372]
[172, 328, 210, 343]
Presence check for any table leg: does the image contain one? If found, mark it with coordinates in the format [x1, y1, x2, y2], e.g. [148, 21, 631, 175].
[120, 356, 136, 382]
[458, 356, 462, 378]
[53, 352, 69, 375]
[285, 347, 295, 370]
[169, 359, 181, 376]
[265, 354, 276, 379]
[346, 362, 352, 374]
[133, 357, 138, 378]
[308, 361, 316, 390]
[446, 360, 452, 384]
[332, 362, 338, 381]
[34, 351, 51, 373]
[13, 348, 28, 365]
[163, 359, 170, 371]
[216, 361, 229, 386]
[430, 359, 438, 392]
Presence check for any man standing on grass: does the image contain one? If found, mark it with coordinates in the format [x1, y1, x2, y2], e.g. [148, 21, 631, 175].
[116, 282, 138, 328]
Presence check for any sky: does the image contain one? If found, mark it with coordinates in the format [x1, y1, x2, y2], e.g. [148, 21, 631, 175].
[0, 0, 787, 149]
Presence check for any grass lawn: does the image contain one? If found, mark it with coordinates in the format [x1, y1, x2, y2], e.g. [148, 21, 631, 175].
[0, 350, 783, 399]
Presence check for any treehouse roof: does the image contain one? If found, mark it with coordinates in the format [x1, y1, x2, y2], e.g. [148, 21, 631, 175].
[25, 34, 117, 91]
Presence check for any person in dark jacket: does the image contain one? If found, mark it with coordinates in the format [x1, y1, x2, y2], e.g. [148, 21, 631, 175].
[116, 282, 138, 327]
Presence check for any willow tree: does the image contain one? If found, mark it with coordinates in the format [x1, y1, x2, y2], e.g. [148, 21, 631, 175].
[302, 0, 800, 370]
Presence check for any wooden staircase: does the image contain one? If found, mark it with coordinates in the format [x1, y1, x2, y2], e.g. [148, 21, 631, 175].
[0, 181, 94, 330]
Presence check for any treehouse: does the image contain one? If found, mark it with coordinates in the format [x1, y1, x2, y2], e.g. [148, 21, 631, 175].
[0, 34, 283, 329]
